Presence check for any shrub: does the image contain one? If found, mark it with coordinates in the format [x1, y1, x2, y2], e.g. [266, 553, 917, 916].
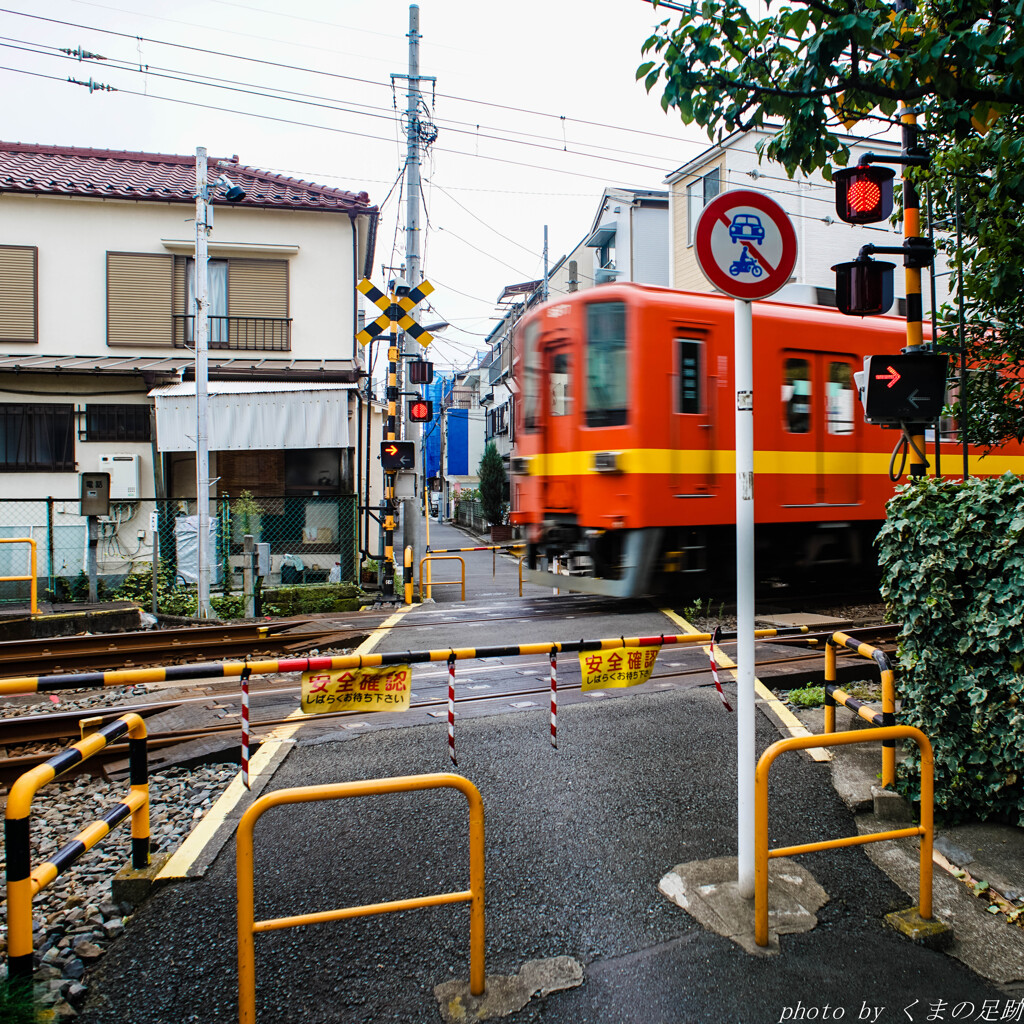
[478, 443, 506, 526]
[876, 473, 1024, 825]
[787, 685, 825, 708]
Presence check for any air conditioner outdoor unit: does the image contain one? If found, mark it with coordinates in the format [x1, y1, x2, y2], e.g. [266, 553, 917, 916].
[98, 453, 141, 500]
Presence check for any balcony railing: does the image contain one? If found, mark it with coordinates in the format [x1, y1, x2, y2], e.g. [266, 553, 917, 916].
[173, 315, 292, 352]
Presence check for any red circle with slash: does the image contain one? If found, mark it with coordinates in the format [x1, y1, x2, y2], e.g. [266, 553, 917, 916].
[694, 189, 798, 300]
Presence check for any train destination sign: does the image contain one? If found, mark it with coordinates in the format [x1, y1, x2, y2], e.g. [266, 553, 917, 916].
[694, 190, 798, 301]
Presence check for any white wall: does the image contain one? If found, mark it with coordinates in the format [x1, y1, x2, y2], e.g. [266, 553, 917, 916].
[1, 193, 358, 362]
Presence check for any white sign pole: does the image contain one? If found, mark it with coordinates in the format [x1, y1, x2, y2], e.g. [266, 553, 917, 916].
[735, 297, 755, 899]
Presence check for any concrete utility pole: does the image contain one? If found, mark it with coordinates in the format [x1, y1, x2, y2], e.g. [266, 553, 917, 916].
[393, 4, 437, 575]
[194, 146, 214, 619]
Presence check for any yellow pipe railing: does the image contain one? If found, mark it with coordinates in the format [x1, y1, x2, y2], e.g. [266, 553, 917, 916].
[419, 555, 465, 601]
[824, 631, 897, 786]
[236, 772, 485, 1024]
[755, 725, 933, 947]
[0, 537, 38, 614]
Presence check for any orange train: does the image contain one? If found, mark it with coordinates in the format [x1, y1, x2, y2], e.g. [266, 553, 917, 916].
[510, 282, 1024, 598]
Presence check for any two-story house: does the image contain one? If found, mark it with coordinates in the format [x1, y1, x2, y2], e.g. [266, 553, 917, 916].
[0, 142, 379, 596]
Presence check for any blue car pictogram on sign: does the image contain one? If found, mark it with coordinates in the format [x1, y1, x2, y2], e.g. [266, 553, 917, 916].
[728, 214, 765, 245]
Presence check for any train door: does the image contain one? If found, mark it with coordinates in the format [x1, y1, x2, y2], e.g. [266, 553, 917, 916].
[541, 335, 576, 511]
[781, 351, 860, 505]
[670, 330, 714, 493]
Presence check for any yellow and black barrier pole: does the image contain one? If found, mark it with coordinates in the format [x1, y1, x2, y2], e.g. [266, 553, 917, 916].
[0, 626, 811, 697]
[383, 305, 400, 599]
[404, 545, 414, 604]
[4, 713, 150, 981]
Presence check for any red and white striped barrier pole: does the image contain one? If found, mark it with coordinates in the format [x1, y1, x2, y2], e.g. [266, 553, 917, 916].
[447, 654, 457, 767]
[709, 628, 733, 713]
[240, 663, 252, 788]
[549, 646, 558, 749]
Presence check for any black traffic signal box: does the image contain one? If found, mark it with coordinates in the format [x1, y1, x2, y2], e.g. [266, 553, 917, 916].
[834, 164, 895, 224]
[380, 440, 415, 470]
[858, 352, 948, 426]
[409, 399, 433, 422]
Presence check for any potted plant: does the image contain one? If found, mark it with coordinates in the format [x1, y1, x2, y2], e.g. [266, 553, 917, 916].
[232, 490, 262, 544]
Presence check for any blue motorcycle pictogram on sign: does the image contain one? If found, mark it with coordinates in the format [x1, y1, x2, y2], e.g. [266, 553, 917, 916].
[729, 246, 763, 278]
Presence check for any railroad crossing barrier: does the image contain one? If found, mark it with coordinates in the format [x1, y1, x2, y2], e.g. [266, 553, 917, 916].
[237, 772, 485, 1024]
[4, 712, 150, 981]
[419, 554, 466, 601]
[754, 724, 934, 947]
[823, 631, 897, 787]
[0, 537, 38, 615]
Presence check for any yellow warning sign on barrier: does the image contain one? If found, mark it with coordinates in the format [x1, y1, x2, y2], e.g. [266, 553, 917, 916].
[300, 665, 412, 714]
[578, 647, 659, 691]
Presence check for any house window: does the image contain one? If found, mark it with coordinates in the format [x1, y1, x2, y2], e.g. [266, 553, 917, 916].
[85, 404, 152, 443]
[0, 403, 75, 471]
[107, 252, 174, 347]
[687, 167, 721, 245]
[174, 257, 290, 351]
[0, 245, 38, 343]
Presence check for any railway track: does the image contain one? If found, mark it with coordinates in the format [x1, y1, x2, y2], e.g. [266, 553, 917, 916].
[0, 623, 897, 783]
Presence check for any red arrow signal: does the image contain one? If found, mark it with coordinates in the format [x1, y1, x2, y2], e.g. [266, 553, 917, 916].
[875, 365, 901, 389]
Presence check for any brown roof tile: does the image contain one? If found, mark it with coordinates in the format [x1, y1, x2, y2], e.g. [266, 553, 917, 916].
[0, 141, 376, 214]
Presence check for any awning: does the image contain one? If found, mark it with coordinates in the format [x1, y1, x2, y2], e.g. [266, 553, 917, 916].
[149, 381, 355, 451]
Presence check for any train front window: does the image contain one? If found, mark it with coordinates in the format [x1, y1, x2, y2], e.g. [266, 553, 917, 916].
[677, 338, 703, 414]
[550, 352, 570, 416]
[783, 358, 812, 434]
[585, 301, 627, 427]
[827, 362, 855, 435]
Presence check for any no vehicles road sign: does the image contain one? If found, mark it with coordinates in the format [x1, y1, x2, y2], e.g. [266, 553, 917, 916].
[694, 190, 797, 301]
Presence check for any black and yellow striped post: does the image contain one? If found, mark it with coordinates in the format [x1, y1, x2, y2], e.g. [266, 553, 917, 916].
[901, 108, 928, 478]
[404, 545, 414, 604]
[4, 713, 149, 980]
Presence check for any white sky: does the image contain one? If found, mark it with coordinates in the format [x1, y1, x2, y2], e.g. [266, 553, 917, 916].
[0, 0, 713, 371]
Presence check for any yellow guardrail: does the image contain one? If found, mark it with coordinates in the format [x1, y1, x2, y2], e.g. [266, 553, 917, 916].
[824, 631, 897, 787]
[237, 773, 485, 1024]
[4, 712, 150, 981]
[0, 536, 38, 614]
[754, 725, 933, 947]
[419, 554, 465, 601]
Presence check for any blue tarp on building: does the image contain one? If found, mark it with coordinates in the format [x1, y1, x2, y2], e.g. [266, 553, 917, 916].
[447, 409, 469, 476]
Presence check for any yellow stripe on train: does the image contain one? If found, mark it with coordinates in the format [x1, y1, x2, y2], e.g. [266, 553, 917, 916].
[525, 449, 1024, 477]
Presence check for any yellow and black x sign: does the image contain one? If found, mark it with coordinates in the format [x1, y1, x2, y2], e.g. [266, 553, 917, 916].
[356, 278, 435, 348]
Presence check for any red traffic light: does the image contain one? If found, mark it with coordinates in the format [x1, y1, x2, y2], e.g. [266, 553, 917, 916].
[831, 257, 895, 317]
[834, 165, 895, 224]
[409, 399, 433, 422]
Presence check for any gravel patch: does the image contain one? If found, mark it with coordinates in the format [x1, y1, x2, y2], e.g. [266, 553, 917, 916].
[0, 762, 238, 1016]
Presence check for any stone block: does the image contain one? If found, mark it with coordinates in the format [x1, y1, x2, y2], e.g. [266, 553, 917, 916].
[111, 853, 172, 909]
[885, 907, 953, 950]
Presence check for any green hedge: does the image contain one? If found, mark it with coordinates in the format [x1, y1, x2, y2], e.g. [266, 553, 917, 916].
[876, 473, 1024, 825]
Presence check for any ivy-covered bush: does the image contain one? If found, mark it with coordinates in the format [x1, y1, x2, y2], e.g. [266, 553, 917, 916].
[876, 473, 1024, 825]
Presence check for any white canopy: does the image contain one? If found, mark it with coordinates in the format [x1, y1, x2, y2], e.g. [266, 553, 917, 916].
[149, 381, 355, 451]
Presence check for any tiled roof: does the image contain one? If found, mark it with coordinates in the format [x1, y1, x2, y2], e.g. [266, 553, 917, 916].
[0, 141, 376, 214]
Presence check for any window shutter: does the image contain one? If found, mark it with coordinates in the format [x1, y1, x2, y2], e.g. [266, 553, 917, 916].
[228, 259, 288, 317]
[0, 246, 38, 343]
[107, 253, 173, 347]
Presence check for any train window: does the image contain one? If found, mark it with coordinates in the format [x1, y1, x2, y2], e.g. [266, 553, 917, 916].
[550, 352, 570, 416]
[783, 358, 812, 433]
[585, 301, 628, 427]
[827, 362, 855, 435]
[523, 321, 541, 432]
[677, 338, 703, 414]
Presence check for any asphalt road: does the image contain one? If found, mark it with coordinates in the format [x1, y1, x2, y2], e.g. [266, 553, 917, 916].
[75, 536, 1001, 1024]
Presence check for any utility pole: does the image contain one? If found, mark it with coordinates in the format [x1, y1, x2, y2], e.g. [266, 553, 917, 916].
[392, 4, 437, 578]
[194, 146, 213, 619]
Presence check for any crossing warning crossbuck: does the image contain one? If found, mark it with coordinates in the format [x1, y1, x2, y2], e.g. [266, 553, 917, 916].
[356, 277, 435, 348]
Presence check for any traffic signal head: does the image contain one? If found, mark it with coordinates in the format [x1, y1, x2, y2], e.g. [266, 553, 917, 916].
[859, 353, 948, 425]
[409, 359, 434, 384]
[834, 164, 895, 224]
[832, 257, 895, 316]
[409, 399, 433, 422]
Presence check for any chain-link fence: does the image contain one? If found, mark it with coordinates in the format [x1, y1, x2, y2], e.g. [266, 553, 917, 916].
[0, 494, 358, 605]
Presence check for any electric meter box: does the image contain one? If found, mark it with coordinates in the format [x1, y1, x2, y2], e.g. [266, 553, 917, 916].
[80, 473, 111, 517]
[98, 453, 141, 500]
[256, 542, 271, 578]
